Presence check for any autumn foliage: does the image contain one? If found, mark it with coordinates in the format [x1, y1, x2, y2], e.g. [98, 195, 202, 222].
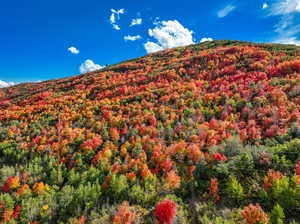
[112, 201, 136, 224]
[0, 40, 299, 223]
[241, 203, 269, 224]
[154, 199, 177, 224]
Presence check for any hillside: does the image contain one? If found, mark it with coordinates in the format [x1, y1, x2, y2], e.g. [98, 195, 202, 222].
[0, 40, 300, 223]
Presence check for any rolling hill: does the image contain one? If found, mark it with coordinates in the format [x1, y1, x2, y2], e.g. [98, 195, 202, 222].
[0, 40, 300, 224]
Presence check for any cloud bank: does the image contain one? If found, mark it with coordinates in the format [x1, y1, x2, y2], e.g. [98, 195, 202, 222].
[144, 20, 194, 53]
[80, 59, 103, 73]
[0, 80, 15, 88]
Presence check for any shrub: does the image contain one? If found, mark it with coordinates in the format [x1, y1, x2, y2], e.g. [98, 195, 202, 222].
[263, 170, 283, 190]
[73, 182, 102, 210]
[154, 199, 177, 224]
[195, 201, 241, 224]
[221, 136, 244, 158]
[225, 176, 245, 203]
[270, 204, 285, 224]
[128, 185, 144, 203]
[164, 170, 181, 190]
[32, 182, 50, 194]
[267, 175, 300, 212]
[112, 201, 136, 224]
[2, 176, 20, 192]
[209, 178, 220, 201]
[0, 193, 14, 209]
[296, 161, 300, 176]
[109, 175, 129, 200]
[0, 166, 16, 185]
[240, 203, 269, 224]
[270, 138, 300, 165]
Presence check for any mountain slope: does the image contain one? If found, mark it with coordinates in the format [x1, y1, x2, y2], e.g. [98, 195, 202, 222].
[0, 40, 300, 223]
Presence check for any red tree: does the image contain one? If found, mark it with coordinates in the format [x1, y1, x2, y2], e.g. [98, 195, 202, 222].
[154, 199, 177, 224]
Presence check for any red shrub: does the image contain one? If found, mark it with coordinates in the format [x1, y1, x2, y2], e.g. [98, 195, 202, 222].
[112, 201, 136, 224]
[2, 176, 20, 192]
[80, 136, 102, 151]
[110, 127, 120, 142]
[296, 162, 300, 176]
[213, 153, 227, 162]
[12, 205, 21, 219]
[275, 59, 300, 75]
[2, 209, 13, 223]
[241, 203, 269, 224]
[189, 165, 196, 177]
[263, 169, 283, 190]
[209, 178, 220, 201]
[154, 199, 177, 224]
[164, 170, 181, 189]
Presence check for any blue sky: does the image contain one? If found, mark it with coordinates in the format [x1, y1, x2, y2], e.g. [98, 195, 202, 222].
[0, 0, 300, 86]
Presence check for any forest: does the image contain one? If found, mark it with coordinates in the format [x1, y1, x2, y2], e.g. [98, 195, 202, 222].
[0, 40, 299, 223]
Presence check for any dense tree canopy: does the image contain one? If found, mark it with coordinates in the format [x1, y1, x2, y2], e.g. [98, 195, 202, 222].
[0, 40, 300, 223]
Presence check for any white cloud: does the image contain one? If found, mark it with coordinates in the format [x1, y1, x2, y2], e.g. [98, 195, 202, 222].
[68, 46, 80, 54]
[130, 18, 142, 26]
[267, 1, 300, 46]
[274, 14, 294, 32]
[113, 24, 121, 30]
[273, 36, 300, 45]
[144, 20, 194, 53]
[109, 8, 125, 30]
[272, 17, 300, 45]
[111, 9, 125, 16]
[0, 80, 15, 88]
[217, 5, 236, 18]
[263, 3, 269, 9]
[144, 42, 163, 53]
[153, 17, 161, 25]
[124, 35, 142, 41]
[200, 37, 213, 43]
[110, 13, 116, 24]
[269, 0, 300, 15]
[79, 59, 103, 73]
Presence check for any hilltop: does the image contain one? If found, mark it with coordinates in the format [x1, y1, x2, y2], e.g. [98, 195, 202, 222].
[0, 40, 300, 223]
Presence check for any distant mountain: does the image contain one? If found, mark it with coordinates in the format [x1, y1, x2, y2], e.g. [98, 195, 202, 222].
[0, 40, 300, 223]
